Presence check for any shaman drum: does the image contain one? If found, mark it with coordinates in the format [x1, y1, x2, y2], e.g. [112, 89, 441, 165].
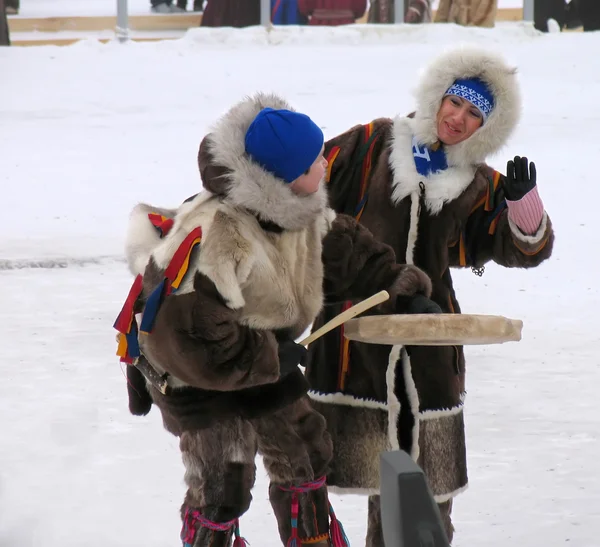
[343, 314, 523, 346]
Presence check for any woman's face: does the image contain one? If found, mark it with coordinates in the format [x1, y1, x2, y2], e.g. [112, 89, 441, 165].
[436, 95, 484, 146]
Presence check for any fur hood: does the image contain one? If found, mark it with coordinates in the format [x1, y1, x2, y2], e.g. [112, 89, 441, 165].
[411, 46, 522, 167]
[197, 92, 329, 232]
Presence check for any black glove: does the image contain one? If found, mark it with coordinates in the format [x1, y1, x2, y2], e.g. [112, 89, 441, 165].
[396, 294, 443, 315]
[504, 156, 537, 201]
[277, 339, 308, 377]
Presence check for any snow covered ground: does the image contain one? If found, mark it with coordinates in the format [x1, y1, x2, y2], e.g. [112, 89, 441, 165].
[1, 22, 600, 547]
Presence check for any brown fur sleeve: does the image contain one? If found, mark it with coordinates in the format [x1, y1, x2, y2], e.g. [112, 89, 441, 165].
[491, 211, 554, 267]
[143, 272, 280, 391]
[322, 214, 432, 304]
[449, 166, 554, 269]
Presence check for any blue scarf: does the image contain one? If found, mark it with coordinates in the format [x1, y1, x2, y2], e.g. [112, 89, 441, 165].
[412, 136, 448, 177]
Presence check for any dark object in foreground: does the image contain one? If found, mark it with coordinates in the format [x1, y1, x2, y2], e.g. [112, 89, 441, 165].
[380, 450, 450, 547]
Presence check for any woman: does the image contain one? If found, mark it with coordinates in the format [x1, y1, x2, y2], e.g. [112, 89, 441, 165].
[304, 46, 554, 545]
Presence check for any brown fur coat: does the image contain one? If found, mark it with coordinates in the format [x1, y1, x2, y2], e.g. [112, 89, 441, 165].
[305, 48, 554, 507]
[123, 93, 432, 425]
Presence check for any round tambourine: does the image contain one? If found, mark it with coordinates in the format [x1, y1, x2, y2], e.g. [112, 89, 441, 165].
[343, 314, 523, 346]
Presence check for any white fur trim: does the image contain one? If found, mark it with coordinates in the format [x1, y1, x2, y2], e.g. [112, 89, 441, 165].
[324, 207, 337, 230]
[386, 345, 402, 451]
[205, 92, 329, 232]
[307, 390, 388, 411]
[405, 193, 421, 265]
[327, 486, 379, 497]
[328, 483, 470, 502]
[400, 347, 421, 462]
[124, 203, 174, 276]
[390, 117, 476, 215]
[419, 394, 466, 422]
[508, 210, 549, 246]
[328, 476, 469, 502]
[434, 483, 469, 504]
[124, 193, 213, 281]
[412, 46, 522, 167]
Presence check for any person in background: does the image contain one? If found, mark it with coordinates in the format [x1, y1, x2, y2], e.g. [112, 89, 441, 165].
[271, 0, 309, 24]
[4, 0, 17, 15]
[200, 0, 260, 27]
[0, 0, 10, 45]
[434, 0, 498, 27]
[150, 0, 186, 13]
[564, 0, 600, 31]
[176, 0, 204, 11]
[578, 0, 600, 30]
[534, 0, 565, 31]
[368, 0, 431, 23]
[298, 0, 366, 26]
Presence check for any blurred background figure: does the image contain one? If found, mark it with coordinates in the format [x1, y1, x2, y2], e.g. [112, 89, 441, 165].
[201, 0, 260, 26]
[0, 0, 10, 45]
[297, 0, 366, 25]
[565, 0, 600, 31]
[434, 0, 497, 27]
[368, 0, 431, 23]
[176, 0, 204, 11]
[4, 0, 17, 14]
[535, 0, 600, 32]
[271, 0, 308, 24]
[150, 0, 186, 13]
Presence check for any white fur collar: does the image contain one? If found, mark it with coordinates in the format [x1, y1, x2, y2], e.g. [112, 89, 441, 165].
[411, 46, 521, 167]
[204, 92, 328, 232]
[389, 117, 476, 214]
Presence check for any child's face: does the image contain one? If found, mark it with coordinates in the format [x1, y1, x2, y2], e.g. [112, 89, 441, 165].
[290, 148, 327, 196]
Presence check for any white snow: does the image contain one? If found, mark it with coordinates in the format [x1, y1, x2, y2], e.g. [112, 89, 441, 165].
[1, 21, 600, 547]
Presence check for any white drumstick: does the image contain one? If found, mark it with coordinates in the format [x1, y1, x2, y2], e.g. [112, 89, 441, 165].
[299, 290, 390, 347]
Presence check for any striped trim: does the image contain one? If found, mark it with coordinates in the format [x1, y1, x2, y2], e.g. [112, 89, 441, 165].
[302, 533, 330, 544]
[148, 212, 174, 237]
[138, 227, 202, 335]
[337, 301, 353, 391]
[336, 123, 380, 391]
[355, 122, 378, 222]
[325, 146, 341, 184]
[458, 231, 467, 266]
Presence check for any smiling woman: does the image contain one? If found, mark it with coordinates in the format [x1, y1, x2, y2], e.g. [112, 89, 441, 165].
[304, 46, 555, 546]
[435, 78, 494, 145]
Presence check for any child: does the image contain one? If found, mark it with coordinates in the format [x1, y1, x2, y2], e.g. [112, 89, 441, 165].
[115, 93, 436, 546]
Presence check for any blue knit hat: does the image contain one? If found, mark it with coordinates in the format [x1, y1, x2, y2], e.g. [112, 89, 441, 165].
[444, 78, 495, 122]
[244, 107, 324, 184]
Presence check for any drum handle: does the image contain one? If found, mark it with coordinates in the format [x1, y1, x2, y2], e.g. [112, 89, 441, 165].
[299, 290, 390, 347]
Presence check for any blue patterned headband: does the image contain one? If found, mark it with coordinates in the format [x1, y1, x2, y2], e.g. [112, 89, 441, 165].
[444, 78, 495, 122]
